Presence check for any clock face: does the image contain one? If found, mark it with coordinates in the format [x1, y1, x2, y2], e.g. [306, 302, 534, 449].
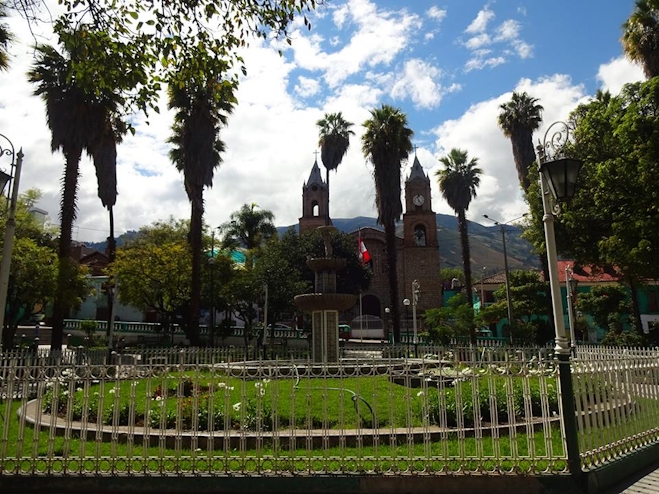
[413, 194, 425, 206]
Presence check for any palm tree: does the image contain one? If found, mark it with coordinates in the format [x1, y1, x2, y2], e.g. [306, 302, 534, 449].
[219, 203, 277, 353]
[89, 115, 127, 337]
[0, 2, 13, 71]
[622, 0, 659, 78]
[497, 91, 543, 192]
[361, 104, 413, 343]
[219, 203, 277, 264]
[168, 73, 235, 346]
[316, 112, 354, 225]
[436, 148, 482, 344]
[28, 42, 122, 350]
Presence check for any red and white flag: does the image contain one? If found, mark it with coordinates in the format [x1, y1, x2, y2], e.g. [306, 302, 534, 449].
[359, 237, 372, 266]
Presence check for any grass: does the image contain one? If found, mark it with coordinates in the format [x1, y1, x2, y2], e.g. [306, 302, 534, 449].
[40, 370, 559, 431]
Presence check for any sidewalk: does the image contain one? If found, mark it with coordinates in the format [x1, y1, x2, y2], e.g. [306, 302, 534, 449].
[601, 461, 659, 493]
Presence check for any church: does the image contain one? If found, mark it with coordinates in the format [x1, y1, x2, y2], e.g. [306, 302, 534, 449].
[298, 155, 442, 333]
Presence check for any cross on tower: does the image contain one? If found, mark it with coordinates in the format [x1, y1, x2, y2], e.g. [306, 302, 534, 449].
[313, 150, 319, 161]
[413, 145, 418, 156]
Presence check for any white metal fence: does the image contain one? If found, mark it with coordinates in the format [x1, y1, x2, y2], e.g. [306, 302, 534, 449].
[0, 344, 657, 477]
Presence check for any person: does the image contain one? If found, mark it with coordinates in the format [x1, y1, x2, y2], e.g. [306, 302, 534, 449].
[34, 322, 40, 338]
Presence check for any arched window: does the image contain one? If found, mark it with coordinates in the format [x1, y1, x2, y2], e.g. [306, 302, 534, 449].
[414, 225, 426, 246]
[312, 200, 319, 217]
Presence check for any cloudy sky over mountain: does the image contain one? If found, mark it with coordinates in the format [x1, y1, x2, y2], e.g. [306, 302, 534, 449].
[0, 0, 645, 242]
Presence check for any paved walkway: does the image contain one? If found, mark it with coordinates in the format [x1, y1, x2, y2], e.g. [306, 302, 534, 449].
[602, 461, 659, 493]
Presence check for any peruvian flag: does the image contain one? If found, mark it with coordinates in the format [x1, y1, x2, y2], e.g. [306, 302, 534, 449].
[359, 237, 372, 266]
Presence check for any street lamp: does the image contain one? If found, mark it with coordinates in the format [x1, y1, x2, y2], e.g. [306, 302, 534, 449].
[536, 120, 583, 479]
[412, 280, 420, 357]
[483, 213, 526, 337]
[403, 298, 410, 356]
[384, 307, 390, 343]
[0, 133, 24, 350]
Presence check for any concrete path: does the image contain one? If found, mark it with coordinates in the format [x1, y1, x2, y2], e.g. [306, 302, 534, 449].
[602, 461, 659, 493]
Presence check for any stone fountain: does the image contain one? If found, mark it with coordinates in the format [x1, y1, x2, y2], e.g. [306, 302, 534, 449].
[294, 226, 357, 363]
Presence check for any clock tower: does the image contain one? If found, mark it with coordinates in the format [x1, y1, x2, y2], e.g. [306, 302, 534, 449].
[401, 155, 442, 309]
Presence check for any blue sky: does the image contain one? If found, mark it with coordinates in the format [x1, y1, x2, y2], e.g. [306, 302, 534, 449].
[0, 0, 645, 242]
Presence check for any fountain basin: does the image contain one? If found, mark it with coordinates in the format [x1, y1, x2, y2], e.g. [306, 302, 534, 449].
[306, 257, 347, 271]
[294, 293, 357, 311]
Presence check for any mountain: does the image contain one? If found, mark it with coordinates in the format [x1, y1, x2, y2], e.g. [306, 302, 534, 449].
[277, 214, 539, 275]
[87, 214, 539, 276]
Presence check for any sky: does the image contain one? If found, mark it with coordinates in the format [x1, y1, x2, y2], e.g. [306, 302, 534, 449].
[0, 0, 646, 243]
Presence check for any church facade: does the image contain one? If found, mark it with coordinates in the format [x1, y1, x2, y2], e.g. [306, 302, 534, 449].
[299, 156, 442, 334]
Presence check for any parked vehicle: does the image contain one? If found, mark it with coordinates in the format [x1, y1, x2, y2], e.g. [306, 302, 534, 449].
[339, 324, 352, 341]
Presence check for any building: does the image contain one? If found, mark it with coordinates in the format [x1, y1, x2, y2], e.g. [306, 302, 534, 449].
[299, 155, 442, 333]
[475, 261, 659, 342]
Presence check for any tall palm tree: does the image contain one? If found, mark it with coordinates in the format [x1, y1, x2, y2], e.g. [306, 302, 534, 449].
[168, 73, 235, 347]
[89, 115, 127, 337]
[28, 42, 122, 350]
[497, 91, 543, 192]
[435, 148, 482, 344]
[622, 0, 659, 78]
[0, 2, 13, 71]
[316, 112, 354, 225]
[361, 104, 413, 343]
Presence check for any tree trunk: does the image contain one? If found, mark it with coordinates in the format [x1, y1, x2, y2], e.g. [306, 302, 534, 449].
[106, 207, 116, 340]
[627, 275, 643, 334]
[384, 218, 401, 342]
[457, 210, 476, 344]
[187, 196, 203, 346]
[51, 149, 82, 351]
[325, 168, 330, 226]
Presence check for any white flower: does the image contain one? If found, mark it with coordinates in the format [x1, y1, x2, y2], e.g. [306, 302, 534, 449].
[259, 388, 266, 396]
[217, 383, 226, 389]
[417, 391, 424, 397]
[108, 388, 116, 394]
[154, 396, 163, 401]
[262, 379, 271, 385]
[76, 387, 83, 392]
[232, 402, 241, 411]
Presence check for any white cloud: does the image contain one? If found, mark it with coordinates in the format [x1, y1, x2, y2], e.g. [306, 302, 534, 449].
[390, 59, 444, 109]
[430, 74, 589, 223]
[294, 76, 321, 98]
[427, 6, 447, 21]
[494, 19, 521, 41]
[466, 7, 495, 34]
[596, 56, 645, 94]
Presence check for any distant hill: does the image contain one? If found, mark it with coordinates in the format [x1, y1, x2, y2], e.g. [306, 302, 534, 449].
[87, 214, 539, 276]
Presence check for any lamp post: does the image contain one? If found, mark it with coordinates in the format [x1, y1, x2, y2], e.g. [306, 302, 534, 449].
[536, 120, 583, 480]
[384, 307, 390, 343]
[566, 266, 579, 352]
[483, 214, 526, 337]
[403, 298, 410, 356]
[412, 280, 420, 357]
[0, 133, 23, 350]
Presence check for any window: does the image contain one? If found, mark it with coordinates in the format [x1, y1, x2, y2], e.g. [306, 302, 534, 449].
[414, 225, 426, 246]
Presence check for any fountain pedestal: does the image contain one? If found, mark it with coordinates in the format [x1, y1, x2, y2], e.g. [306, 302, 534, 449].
[294, 227, 357, 363]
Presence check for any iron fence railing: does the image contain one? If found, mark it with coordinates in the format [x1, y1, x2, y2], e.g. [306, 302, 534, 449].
[572, 345, 659, 469]
[0, 345, 567, 476]
[0, 344, 657, 477]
